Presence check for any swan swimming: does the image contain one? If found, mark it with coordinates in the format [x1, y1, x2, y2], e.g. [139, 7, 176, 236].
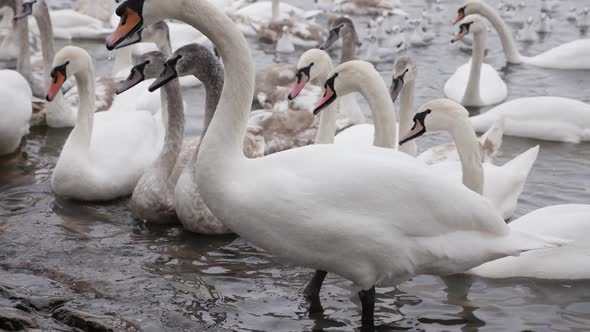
[446, 14, 508, 107]
[47, 46, 165, 201]
[455, 0, 590, 69]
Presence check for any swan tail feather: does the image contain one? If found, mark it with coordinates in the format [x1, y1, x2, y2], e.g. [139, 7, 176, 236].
[503, 145, 540, 177]
[478, 118, 505, 163]
[506, 230, 570, 255]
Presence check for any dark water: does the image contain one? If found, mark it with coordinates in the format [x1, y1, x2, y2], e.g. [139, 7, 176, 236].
[1, 0, 590, 331]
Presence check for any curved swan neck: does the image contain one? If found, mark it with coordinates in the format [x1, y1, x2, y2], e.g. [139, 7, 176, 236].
[33, 0, 56, 82]
[475, 1, 521, 63]
[450, 119, 484, 194]
[341, 33, 356, 63]
[355, 68, 396, 148]
[271, 0, 279, 21]
[70, 62, 97, 150]
[16, 13, 32, 83]
[463, 30, 485, 104]
[201, 67, 224, 141]
[314, 70, 337, 144]
[398, 79, 417, 156]
[154, 79, 184, 177]
[169, 0, 253, 164]
[34, 0, 72, 123]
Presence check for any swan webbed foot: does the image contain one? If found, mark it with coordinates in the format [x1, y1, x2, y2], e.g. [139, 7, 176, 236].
[359, 286, 376, 331]
[303, 270, 328, 299]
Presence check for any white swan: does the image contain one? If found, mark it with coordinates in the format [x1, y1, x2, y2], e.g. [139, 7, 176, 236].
[392, 56, 503, 164]
[455, 0, 590, 69]
[47, 46, 164, 201]
[446, 14, 507, 107]
[0, 70, 32, 156]
[77, 0, 117, 23]
[470, 97, 590, 143]
[246, 0, 327, 48]
[15, 0, 116, 127]
[0, 3, 19, 61]
[301, 55, 502, 163]
[20, 0, 112, 41]
[318, 60, 537, 220]
[468, 204, 590, 279]
[108, 0, 563, 327]
[400, 101, 590, 279]
[336, 0, 407, 16]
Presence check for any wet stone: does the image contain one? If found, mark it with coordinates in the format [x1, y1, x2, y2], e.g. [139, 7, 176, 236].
[0, 306, 39, 331]
[51, 305, 142, 332]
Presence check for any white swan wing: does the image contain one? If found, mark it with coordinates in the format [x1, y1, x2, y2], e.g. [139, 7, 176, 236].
[527, 39, 590, 69]
[468, 204, 590, 279]
[470, 97, 590, 142]
[428, 146, 539, 220]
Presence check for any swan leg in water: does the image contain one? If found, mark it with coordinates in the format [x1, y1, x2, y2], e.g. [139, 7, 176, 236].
[359, 287, 376, 329]
[303, 270, 327, 299]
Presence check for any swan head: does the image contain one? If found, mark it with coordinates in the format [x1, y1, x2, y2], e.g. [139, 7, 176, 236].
[319, 16, 359, 50]
[453, 0, 481, 25]
[390, 56, 417, 103]
[400, 99, 468, 145]
[149, 43, 221, 92]
[116, 50, 166, 94]
[313, 61, 373, 115]
[108, 0, 156, 50]
[46, 46, 92, 102]
[13, 0, 38, 20]
[451, 14, 485, 43]
[288, 49, 332, 100]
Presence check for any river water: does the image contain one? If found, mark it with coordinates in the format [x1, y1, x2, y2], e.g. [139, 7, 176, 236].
[1, 0, 590, 331]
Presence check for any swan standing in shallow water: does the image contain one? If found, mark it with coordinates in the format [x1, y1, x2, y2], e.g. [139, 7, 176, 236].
[108, 0, 565, 328]
[47, 46, 165, 201]
[446, 15, 507, 107]
[455, 0, 590, 69]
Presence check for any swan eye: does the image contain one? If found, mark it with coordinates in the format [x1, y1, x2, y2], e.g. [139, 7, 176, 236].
[50, 61, 69, 81]
[297, 63, 314, 83]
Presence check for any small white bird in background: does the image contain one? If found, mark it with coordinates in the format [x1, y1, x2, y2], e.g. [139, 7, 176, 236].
[566, 7, 578, 23]
[577, 8, 589, 29]
[536, 12, 553, 34]
[540, 0, 560, 13]
[276, 26, 295, 54]
[517, 16, 538, 43]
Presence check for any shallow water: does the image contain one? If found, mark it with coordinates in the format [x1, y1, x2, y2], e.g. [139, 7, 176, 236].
[1, 0, 590, 331]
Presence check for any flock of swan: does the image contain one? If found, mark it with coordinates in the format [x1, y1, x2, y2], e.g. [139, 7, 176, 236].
[1, 0, 590, 329]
